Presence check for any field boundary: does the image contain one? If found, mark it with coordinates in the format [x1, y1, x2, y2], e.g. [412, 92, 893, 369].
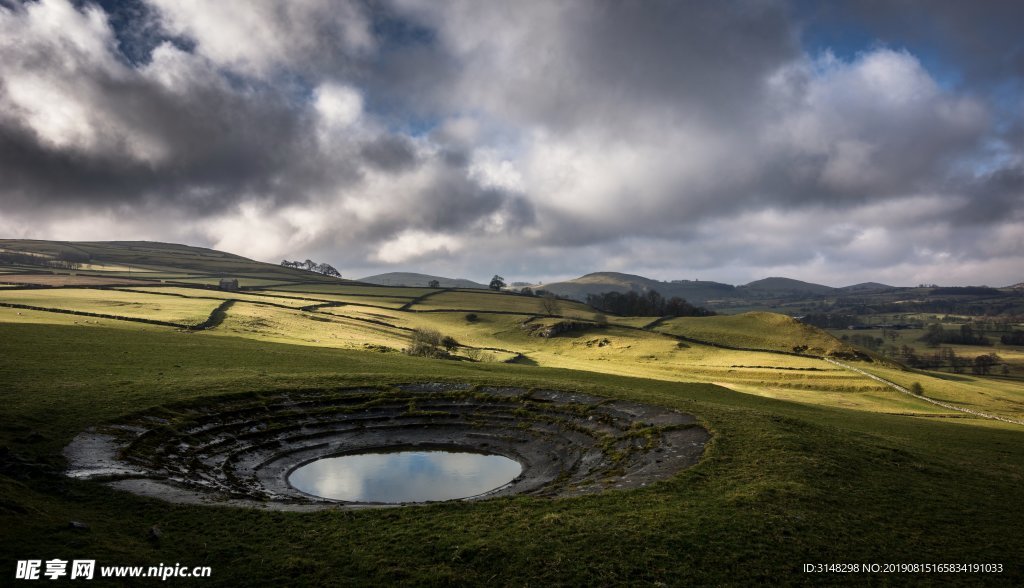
[0, 301, 191, 329]
[824, 358, 1024, 426]
[399, 288, 452, 310]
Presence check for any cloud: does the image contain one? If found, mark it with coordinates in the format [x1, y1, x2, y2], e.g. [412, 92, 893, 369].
[146, 0, 375, 76]
[0, 0, 1021, 286]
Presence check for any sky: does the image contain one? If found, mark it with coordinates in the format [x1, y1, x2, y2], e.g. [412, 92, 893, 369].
[0, 0, 1022, 287]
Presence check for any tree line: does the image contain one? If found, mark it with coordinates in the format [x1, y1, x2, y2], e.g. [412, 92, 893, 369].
[920, 324, 991, 347]
[1001, 331, 1024, 345]
[585, 290, 714, 317]
[280, 259, 341, 277]
[891, 345, 1006, 375]
[0, 250, 90, 270]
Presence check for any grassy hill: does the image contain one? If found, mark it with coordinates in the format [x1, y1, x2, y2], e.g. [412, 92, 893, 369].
[359, 271, 488, 288]
[2, 240, 1024, 585]
[652, 311, 858, 356]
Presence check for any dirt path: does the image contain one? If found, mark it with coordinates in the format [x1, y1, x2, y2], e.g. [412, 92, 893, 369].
[823, 358, 1024, 426]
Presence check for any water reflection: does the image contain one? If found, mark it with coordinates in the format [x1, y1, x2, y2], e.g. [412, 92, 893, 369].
[288, 450, 522, 503]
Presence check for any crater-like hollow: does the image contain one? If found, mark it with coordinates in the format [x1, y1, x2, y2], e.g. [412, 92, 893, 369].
[63, 383, 709, 510]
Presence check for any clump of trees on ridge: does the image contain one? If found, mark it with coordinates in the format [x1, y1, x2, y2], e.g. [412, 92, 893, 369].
[280, 259, 340, 277]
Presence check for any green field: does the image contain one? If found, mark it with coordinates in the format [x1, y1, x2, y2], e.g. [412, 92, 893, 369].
[0, 288, 223, 326]
[829, 325, 1024, 375]
[265, 283, 438, 297]
[413, 290, 597, 318]
[2, 240, 1023, 585]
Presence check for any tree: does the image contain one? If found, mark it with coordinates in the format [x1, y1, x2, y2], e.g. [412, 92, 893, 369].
[428, 279, 441, 288]
[317, 263, 341, 277]
[972, 353, 1001, 375]
[541, 292, 561, 316]
[520, 287, 534, 297]
[441, 336, 459, 352]
[910, 382, 924, 396]
[489, 275, 506, 291]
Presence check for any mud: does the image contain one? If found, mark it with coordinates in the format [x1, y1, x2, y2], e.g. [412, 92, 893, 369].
[64, 384, 709, 509]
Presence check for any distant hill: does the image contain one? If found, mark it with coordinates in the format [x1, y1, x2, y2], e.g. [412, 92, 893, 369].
[0, 239, 349, 286]
[738, 277, 834, 295]
[359, 272, 487, 289]
[534, 272, 734, 305]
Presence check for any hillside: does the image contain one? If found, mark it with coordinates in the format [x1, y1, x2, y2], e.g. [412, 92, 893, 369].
[359, 272, 487, 289]
[0, 239, 350, 288]
[652, 311, 864, 357]
[537, 272, 735, 304]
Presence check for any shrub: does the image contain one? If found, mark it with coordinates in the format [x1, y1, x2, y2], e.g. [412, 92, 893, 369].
[406, 329, 444, 357]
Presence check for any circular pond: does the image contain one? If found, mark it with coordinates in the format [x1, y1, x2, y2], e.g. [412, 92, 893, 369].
[288, 450, 523, 503]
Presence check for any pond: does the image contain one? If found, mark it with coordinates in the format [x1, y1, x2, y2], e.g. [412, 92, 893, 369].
[287, 449, 523, 503]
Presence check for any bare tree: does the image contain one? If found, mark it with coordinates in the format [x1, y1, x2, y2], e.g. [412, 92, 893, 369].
[541, 292, 561, 316]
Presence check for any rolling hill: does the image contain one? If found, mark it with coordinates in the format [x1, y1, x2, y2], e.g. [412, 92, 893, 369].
[0, 239, 350, 287]
[535, 272, 735, 304]
[536, 273, 839, 305]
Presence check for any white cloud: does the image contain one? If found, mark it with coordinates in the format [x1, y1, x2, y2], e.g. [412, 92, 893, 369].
[146, 0, 375, 76]
[374, 230, 462, 264]
[314, 83, 363, 130]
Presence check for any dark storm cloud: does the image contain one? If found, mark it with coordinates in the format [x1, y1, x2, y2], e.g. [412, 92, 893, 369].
[952, 166, 1024, 225]
[359, 135, 418, 173]
[383, 0, 800, 133]
[0, 58, 326, 214]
